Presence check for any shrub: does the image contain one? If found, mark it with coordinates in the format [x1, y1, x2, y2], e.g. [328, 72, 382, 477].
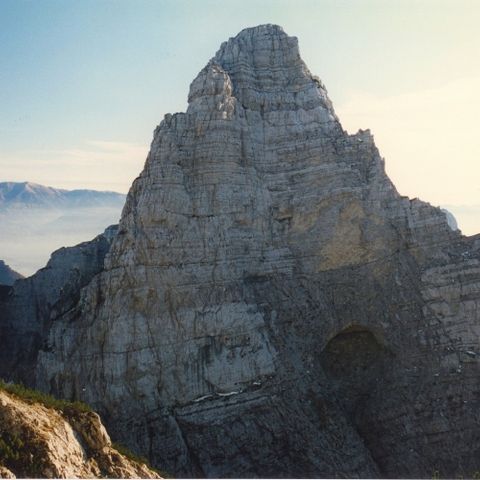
[0, 432, 23, 465]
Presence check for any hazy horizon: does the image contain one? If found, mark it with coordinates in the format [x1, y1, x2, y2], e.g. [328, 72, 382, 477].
[1, 0, 479, 234]
[0, 203, 124, 276]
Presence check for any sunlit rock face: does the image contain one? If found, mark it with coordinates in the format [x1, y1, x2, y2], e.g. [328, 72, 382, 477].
[3, 24, 480, 478]
[0, 388, 161, 478]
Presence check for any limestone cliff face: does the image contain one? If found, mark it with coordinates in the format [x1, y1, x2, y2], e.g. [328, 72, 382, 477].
[0, 226, 117, 382]
[0, 388, 160, 478]
[2, 25, 480, 478]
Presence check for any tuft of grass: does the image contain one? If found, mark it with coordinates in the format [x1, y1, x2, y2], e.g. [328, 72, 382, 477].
[112, 442, 149, 465]
[0, 380, 92, 414]
[112, 442, 170, 478]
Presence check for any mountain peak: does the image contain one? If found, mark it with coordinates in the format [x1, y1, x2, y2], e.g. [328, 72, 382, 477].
[213, 23, 301, 74]
[232, 23, 287, 39]
[0, 181, 125, 209]
[186, 24, 339, 129]
[2, 26, 479, 480]
[0, 260, 24, 286]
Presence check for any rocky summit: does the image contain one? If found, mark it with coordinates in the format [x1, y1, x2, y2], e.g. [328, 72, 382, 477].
[1, 24, 480, 478]
[0, 261, 23, 287]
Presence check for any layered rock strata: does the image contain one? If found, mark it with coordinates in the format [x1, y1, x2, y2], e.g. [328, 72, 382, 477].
[1, 25, 480, 478]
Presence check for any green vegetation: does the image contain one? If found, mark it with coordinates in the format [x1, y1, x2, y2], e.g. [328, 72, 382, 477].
[0, 430, 46, 477]
[112, 442, 169, 477]
[0, 380, 169, 477]
[0, 379, 92, 413]
[0, 431, 23, 466]
[0, 379, 90, 477]
[112, 442, 149, 465]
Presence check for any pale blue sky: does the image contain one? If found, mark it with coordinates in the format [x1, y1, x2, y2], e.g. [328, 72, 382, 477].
[1, 0, 479, 233]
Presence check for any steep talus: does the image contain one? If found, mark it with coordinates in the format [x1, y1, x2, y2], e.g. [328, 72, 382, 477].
[1, 25, 480, 478]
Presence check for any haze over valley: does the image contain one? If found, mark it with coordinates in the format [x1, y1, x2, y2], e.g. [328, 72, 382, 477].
[0, 182, 125, 276]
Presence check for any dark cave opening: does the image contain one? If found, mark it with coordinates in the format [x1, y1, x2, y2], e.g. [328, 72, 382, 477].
[320, 325, 389, 419]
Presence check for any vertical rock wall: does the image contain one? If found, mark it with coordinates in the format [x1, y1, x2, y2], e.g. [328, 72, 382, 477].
[2, 25, 480, 478]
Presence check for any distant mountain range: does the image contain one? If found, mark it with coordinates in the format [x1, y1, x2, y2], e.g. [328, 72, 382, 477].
[0, 182, 126, 276]
[0, 260, 24, 286]
[0, 182, 125, 209]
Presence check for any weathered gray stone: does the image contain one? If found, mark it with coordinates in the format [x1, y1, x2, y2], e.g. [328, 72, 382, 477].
[0, 225, 117, 382]
[1, 24, 480, 478]
[0, 261, 23, 287]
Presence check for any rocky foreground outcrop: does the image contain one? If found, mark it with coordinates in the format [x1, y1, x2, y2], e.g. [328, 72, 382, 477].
[1, 24, 480, 478]
[0, 387, 160, 478]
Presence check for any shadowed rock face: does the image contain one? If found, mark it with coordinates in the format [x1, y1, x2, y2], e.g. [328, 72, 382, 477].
[2, 24, 480, 478]
[0, 261, 23, 286]
[0, 226, 117, 382]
